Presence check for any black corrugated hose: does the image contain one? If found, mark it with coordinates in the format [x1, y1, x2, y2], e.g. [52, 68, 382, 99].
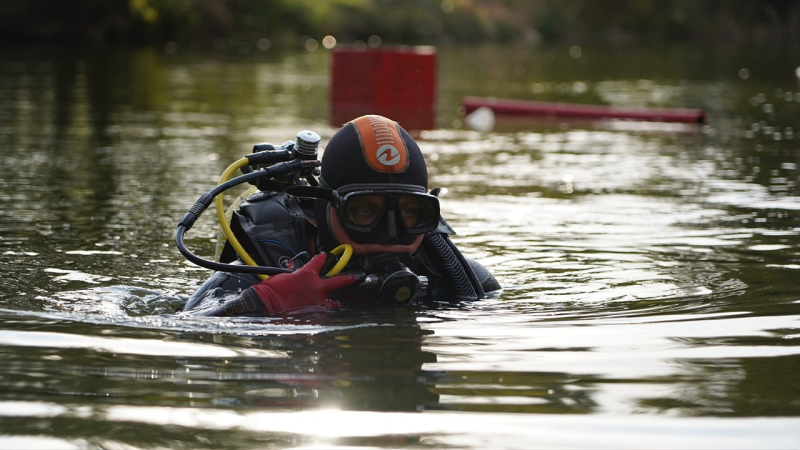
[425, 232, 484, 300]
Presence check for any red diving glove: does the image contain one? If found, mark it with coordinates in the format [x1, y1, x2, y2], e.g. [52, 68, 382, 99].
[242, 253, 358, 315]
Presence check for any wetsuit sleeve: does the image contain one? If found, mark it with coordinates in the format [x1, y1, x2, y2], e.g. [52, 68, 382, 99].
[183, 289, 270, 317]
[467, 258, 502, 293]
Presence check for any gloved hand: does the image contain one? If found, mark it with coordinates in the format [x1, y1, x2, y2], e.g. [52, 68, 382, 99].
[242, 253, 358, 315]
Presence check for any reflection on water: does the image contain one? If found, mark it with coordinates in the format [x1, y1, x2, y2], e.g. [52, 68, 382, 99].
[0, 43, 799, 448]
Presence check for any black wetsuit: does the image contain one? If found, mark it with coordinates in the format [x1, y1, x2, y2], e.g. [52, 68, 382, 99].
[181, 191, 500, 315]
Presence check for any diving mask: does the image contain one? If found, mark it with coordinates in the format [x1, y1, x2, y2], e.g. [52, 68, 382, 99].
[287, 184, 440, 245]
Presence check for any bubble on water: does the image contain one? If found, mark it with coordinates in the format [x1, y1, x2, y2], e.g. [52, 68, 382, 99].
[756, 93, 766, 103]
[751, 123, 760, 132]
[304, 39, 319, 52]
[322, 35, 336, 49]
[763, 103, 774, 114]
[781, 162, 797, 170]
[738, 68, 749, 80]
[569, 45, 582, 59]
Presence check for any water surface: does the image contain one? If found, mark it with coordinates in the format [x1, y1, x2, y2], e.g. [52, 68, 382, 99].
[0, 43, 799, 449]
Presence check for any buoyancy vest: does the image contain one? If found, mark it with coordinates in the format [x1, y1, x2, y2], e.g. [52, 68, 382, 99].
[219, 190, 314, 269]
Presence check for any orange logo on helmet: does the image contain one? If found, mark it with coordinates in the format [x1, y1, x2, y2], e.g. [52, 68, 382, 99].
[352, 115, 408, 173]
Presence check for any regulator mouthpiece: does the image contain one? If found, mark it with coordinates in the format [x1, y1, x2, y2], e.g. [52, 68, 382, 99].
[360, 270, 428, 304]
[354, 255, 427, 304]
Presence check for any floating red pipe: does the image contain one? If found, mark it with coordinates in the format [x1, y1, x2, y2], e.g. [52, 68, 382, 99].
[462, 96, 706, 124]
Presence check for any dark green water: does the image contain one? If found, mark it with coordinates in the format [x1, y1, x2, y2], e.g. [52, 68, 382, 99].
[0, 43, 799, 449]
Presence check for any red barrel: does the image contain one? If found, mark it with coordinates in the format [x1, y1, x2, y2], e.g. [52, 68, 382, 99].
[330, 46, 437, 130]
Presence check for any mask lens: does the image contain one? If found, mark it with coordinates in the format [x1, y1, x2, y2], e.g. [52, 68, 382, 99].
[339, 191, 440, 241]
[344, 195, 386, 229]
[398, 195, 436, 233]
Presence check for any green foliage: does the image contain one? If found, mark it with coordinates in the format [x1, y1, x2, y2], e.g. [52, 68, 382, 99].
[1, 0, 797, 47]
[129, 0, 159, 23]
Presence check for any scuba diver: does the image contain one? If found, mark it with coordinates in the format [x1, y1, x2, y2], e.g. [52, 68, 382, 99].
[178, 114, 500, 316]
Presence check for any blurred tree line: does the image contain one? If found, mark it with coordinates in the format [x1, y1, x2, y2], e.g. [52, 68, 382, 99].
[1, 0, 798, 48]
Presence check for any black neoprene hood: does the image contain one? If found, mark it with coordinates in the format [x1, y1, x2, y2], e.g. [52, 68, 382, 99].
[319, 116, 428, 190]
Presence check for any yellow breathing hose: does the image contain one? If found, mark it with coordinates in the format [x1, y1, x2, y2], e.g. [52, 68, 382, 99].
[215, 157, 351, 280]
[327, 242, 352, 276]
[216, 157, 260, 276]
